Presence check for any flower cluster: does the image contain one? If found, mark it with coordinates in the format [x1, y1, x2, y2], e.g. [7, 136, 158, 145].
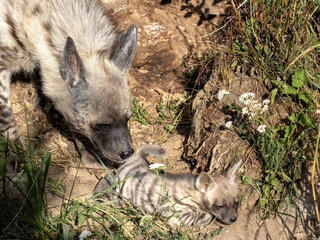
[218, 90, 270, 133]
[239, 92, 270, 119]
[140, 215, 153, 226]
[239, 92, 255, 105]
[149, 163, 165, 170]
[225, 121, 233, 129]
[257, 124, 267, 133]
[217, 89, 230, 100]
[79, 230, 92, 240]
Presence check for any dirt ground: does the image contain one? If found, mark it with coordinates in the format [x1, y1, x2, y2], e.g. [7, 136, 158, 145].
[8, 0, 319, 239]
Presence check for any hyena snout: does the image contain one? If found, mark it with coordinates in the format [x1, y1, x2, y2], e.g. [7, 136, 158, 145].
[120, 148, 134, 159]
[95, 124, 134, 161]
[220, 207, 238, 225]
[230, 215, 237, 223]
[114, 125, 134, 160]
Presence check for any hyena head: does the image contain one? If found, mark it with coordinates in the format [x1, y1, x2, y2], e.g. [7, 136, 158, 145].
[196, 160, 242, 225]
[59, 25, 138, 163]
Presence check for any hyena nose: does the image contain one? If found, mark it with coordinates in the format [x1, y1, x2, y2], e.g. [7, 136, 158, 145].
[230, 216, 237, 222]
[120, 149, 134, 159]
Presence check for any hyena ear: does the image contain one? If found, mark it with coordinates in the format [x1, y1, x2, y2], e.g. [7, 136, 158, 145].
[196, 172, 216, 193]
[60, 37, 86, 89]
[227, 160, 242, 184]
[111, 25, 138, 74]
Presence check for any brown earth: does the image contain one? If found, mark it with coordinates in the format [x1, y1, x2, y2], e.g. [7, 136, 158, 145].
[7, 0, 319, 239]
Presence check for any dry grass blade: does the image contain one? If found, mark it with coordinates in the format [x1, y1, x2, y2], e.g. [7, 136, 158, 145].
[312, 123, 320, 228]
[284, 43, 320, 73]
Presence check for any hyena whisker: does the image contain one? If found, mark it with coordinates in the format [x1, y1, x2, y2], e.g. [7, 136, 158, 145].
[94, 144, 242, 226]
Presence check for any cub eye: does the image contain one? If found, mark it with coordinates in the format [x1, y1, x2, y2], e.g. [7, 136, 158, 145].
[214, 204, 225, 209]
[96, 123, 112, 127]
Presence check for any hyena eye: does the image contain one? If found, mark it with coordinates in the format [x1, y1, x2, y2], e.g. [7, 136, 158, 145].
[125, 112, 133, 122]
[91, 121, 113, 131]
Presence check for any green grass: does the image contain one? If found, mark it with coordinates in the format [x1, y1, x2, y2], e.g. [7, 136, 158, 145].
[0, 142, 56, 239]
[0, 140, 224, 239]
[132, 92, 193, 140]
[225, 0, 320, 217]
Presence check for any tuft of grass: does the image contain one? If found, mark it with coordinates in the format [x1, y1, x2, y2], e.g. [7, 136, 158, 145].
[0, 142, 57, 239]
[0, 138, 225, 239]
[0, 104, 223, 240]
[132, 97, 151, 125]
[132, 93, 193, 139]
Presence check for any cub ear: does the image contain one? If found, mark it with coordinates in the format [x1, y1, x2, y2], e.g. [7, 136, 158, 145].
[227, 160, 242, 184]
[111, 25, 138, 74]
[196, 172, 216, 193]
[60, 36, 86, 89]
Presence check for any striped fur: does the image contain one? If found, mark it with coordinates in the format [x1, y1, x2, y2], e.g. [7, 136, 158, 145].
[94, 145, 241, 226]
[0, 0, 137, 166]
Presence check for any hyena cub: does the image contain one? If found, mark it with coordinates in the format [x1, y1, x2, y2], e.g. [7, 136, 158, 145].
[0, 0, 137, 169]
[94, 145, 242, 226]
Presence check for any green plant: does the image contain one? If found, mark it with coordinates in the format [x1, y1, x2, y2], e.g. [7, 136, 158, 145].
[0, 144, 57, 239]
[223, 0, 320, 217]
[132, 97, 151, 125]
[133, 93, 193, 140]
[219, 88, 316, 216]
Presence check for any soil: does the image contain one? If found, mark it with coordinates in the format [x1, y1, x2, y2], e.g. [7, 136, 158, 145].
[6, 0, 319, 239]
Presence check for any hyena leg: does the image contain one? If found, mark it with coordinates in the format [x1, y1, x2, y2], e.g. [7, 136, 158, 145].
[164, 206, 213, 226]
[0, 69, 18, 141]
[75, 139, 104, 169]
[93, 173, 120, 200]
[0, 69, 21, 173]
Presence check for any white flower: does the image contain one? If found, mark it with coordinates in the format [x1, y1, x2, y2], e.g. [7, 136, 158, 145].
[140, 215, 153, 226]
[149, 163, 165, 170]
[261, 104, 268, 113]
[257, 124, 267, 133]
[243, 98, 253, 105]
[239, 92, 255, 103]
[217, 90, 230, 100]
[79, 230, 92, 240]
[242, 107, 249, 115]
[262, 99, 270, 105]
[251, 102, 262, 112]
[225, 121, 233, 128]
[249, 112, 256, 119]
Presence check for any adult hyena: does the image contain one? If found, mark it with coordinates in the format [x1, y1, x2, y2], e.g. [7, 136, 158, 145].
[0, 0, 137, 168]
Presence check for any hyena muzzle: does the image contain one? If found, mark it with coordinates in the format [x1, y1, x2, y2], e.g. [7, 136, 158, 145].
[0, 0, 137, 168]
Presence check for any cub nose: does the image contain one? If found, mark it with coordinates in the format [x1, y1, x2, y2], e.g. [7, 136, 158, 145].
[120, 149, 134, 159]
[230, 216, 237, 222]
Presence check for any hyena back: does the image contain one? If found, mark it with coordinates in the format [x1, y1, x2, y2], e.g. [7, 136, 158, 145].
[94, 145, 241, 226]
[0, 0, 137, 166]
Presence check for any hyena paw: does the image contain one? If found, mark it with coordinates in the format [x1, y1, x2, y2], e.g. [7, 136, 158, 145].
[75, 139, 104, 169]
[81, 153, 104, 169]
[167, 211, 213, 226]
[93, 176, 120, 200]
[94, 177, 110, 195]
